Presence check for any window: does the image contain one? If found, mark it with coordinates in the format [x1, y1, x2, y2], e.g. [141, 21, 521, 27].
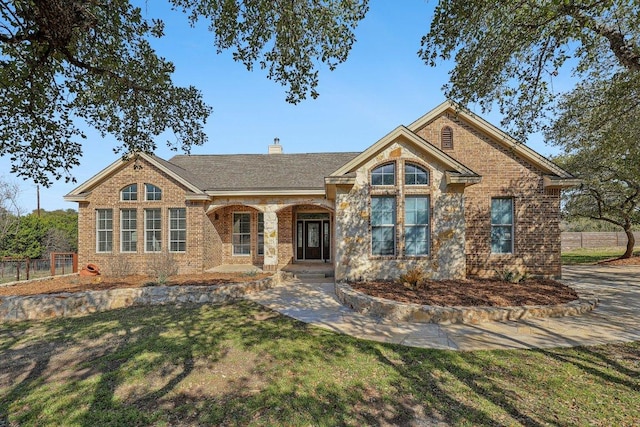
[405, 196, 430, 256]
[96, 209, 113, 252]
[491, 198, 514, 254]
[120, 209, 137, 252]
[257, 213, 264, 256]
[145, 208, 162, 252]
[405, 163, 429, 185]
[371, 197, 396, 255]
[371, 163, 395, 186]
[169, 208, 187, 252]
[441, 126, 453, 150]
[121, 184, 137, 201]
[233, 213, 251, 255]
[145, 183, 162, 201]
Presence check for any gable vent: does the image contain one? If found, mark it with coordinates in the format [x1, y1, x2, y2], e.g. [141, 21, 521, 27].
[441, 126, 453, 150]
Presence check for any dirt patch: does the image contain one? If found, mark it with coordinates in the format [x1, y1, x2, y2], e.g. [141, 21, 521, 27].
[349, 278, 578, 307]
[0, 273, 272, 297]
[598, 255, 640, 266]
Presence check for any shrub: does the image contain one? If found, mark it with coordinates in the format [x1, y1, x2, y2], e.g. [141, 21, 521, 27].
[147, 251, 178, 285]
[398, 267, 429, 290]
[103, 255, 134, 278]
[495, 267, 529, 284]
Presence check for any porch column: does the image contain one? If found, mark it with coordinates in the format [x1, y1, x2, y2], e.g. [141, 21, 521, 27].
[263, 209, 278, 271]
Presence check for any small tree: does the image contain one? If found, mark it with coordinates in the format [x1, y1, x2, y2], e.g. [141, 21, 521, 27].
[554, 152, 639, 259]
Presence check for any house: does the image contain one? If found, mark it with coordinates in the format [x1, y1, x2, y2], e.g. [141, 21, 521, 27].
[64, 101, 578, 281]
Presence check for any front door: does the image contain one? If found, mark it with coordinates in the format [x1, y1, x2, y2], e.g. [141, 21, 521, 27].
[304, 221, 322, 260]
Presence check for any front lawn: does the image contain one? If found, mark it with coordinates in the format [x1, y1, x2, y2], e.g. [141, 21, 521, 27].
[1, 302, 638, 426]
[562, 247, 640, 264]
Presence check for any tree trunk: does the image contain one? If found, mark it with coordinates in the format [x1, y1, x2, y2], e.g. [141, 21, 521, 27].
[622, 228, 635, 259]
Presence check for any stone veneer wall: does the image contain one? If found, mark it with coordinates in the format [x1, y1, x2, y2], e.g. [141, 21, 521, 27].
[0, 272, 292, 322]
[77, 158, 208, 275]
[335, 282, 599, 324]
[334, 139, 466, 282]
[415, 113, 562, 278]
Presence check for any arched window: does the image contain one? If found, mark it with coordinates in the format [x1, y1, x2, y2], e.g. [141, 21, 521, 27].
[405, 163, 429, 185]
[120, 184, 137, 201]
[371, 163, 395, 186]
[145, 183, 162, 201]
[441, 126, 453, 150]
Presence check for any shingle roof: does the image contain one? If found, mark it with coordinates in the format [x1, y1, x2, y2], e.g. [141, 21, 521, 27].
[167, 152, 360, 191]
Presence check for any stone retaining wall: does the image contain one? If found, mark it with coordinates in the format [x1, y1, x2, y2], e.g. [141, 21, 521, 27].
[0, 272, 292, 323]
[335, 282, 599, 325]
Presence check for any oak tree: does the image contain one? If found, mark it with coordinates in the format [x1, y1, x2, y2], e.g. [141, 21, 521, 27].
[0, 0, 368, 186]
[420, 0, 640, 140]
[551, 79, 640, 258]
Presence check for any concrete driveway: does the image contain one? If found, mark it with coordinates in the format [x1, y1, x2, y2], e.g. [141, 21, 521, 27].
[244, 265, 640, 351]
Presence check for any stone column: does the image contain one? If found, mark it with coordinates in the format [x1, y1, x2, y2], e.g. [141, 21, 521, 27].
[263, 209, 279, 271]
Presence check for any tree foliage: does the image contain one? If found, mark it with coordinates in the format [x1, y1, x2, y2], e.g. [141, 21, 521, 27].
[0, 0, 368, 186]
[0, 209, 78, 259]
[551, 81, 640, 258]
[420, 0, 640, 139]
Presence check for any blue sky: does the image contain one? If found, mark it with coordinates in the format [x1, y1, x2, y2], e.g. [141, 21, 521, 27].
[3, 0, 560, 213]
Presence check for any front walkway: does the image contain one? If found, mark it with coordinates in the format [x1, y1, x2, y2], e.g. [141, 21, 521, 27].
[244, 265, 640, 351]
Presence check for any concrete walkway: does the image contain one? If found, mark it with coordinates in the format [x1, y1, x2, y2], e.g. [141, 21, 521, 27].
[244, 265, 640, 351]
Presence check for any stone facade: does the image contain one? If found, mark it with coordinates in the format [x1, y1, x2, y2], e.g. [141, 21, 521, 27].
[334, 138, 467, 282]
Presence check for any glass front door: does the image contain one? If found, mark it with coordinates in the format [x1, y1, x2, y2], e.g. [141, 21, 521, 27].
[305, 221, 321, 260]
[296, 213, 331, 261]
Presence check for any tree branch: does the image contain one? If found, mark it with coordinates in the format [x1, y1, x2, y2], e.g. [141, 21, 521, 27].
[564, 5, 640, 71]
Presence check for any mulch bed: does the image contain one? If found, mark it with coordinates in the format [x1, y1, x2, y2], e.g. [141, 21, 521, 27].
[349, 278, 579, 307]
[598, 255, 640, 266]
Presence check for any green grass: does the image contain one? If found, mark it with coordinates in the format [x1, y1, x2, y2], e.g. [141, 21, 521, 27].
[1, 302, 639, 426]
[562, 247, 640, 264]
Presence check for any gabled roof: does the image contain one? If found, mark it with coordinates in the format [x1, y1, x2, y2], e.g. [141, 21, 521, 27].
[168, 152, 360, 194]
[64, 153, 207, 201]
[328, 125, 481, 183]
[408, 100, 574, 179]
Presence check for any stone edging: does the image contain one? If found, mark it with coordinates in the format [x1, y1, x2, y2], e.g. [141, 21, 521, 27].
[0, 272, 293, 322]
[334, 282, 599, 325]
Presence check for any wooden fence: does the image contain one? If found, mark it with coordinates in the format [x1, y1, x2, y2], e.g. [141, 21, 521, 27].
[561, 232, 640, 251]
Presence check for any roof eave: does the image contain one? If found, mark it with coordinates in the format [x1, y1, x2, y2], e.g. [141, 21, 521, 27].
[205, 189, 326, 197]
[445, 171, 482, 186]
[543, 175, 582, 189]
[63, 194, 89, 202]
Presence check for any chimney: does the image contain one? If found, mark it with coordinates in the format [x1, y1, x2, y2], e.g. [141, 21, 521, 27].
[268, 137, 283, 154]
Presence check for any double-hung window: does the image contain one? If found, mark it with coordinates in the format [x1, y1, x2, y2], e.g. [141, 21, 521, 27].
[120, 209, 137, 252]
[491, 198, 514, 254]
[169, 208, 187, 252]
[96, 209, 113, 252]
[405, 196, 430, 256]
[371, 196, 396, 255]
[145, 208, 162, 252]
[233, 213, 251, 255]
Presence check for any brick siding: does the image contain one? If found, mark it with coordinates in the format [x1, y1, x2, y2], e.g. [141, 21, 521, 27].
[415, 113, 562, 278]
